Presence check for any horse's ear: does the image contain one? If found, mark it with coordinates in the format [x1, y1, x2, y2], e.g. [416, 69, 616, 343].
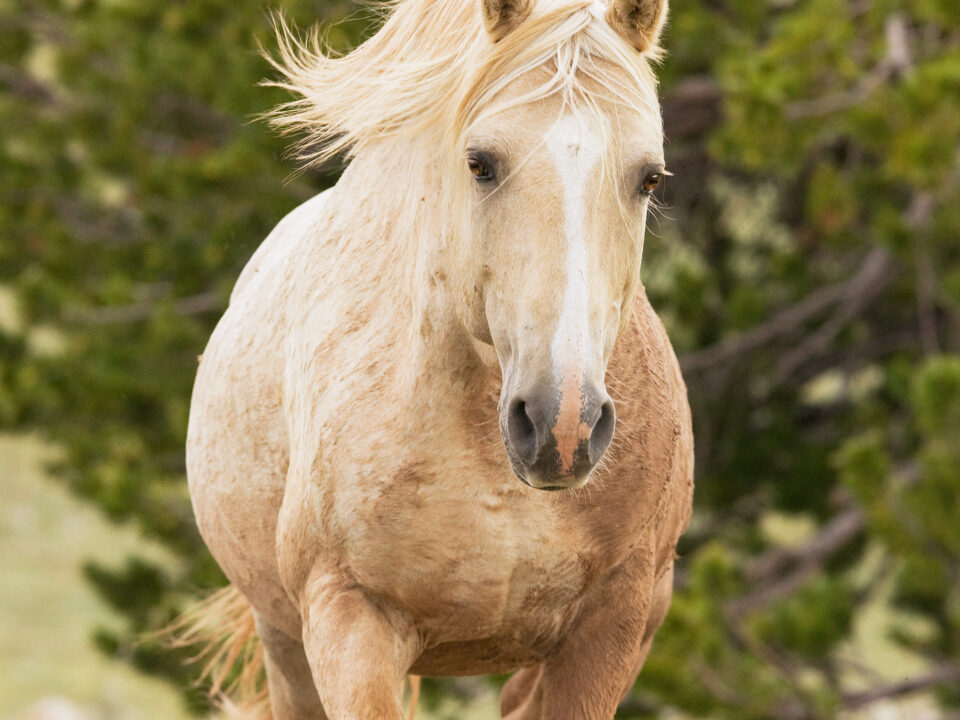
[605, 0, 668, 53]
[481, 0, 534, 41]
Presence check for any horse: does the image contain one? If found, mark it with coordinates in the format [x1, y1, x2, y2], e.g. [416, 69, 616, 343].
[184, 0, 694, 716]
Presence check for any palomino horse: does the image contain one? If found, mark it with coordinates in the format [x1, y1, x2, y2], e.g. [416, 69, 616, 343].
[185, 0, 693, 716]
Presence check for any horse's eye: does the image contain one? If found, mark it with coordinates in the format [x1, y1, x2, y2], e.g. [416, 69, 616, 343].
[467, 155, 494, 182]
[640, 172, 663, 195]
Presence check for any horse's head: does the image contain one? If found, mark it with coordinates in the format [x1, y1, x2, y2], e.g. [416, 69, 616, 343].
[447, 0, 668, 490]
[267, 0, 667, 490]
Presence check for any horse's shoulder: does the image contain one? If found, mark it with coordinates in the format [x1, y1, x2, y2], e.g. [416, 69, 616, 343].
[191, 189, 338, 445]
[609, 288, 682, 390]
[605, 285, 694, 522]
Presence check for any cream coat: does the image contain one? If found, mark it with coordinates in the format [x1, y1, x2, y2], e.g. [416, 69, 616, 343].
[186, 0, 692, 717]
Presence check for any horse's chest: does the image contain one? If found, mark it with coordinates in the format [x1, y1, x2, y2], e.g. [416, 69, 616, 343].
[332, 474, 603, 651]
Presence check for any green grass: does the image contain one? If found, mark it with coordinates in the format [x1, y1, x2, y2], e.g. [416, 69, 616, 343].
[0, 433, 192, 720]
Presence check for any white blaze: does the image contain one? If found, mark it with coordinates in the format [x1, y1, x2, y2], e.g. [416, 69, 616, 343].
[544, 113, 602, 373]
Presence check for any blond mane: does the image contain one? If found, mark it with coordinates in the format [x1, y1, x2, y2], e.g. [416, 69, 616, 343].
[266, 0, 662, 170]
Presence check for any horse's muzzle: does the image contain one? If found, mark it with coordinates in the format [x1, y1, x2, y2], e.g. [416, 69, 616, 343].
[500, 379, 615, 490]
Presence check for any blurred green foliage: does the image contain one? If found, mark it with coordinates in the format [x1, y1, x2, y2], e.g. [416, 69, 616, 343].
[1, 0, 360, 708]
[2, 0, 959, 717]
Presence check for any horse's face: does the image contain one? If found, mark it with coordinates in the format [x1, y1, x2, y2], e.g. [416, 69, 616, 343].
[454, 69, 664, 490]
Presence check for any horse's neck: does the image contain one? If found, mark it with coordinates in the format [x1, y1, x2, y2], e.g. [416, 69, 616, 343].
[332, 143, 494, 400]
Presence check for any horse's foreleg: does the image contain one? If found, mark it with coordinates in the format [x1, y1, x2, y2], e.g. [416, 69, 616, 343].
[500, 665, 544, 719]
[503, 552, 663, 720]
[255, 613, 328, 720]
[622, 562, 675, 699]
[299, 578, 419, 720]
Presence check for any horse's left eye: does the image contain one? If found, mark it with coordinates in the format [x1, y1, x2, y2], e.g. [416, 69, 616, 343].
[640, 172, 663, 196]
[467, 155, 494, 182]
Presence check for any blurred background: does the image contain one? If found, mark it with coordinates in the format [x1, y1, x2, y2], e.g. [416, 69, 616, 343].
[2, 0, 959, 718]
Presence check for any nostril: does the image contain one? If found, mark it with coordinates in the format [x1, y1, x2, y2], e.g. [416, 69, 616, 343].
[508, 398, 538, 464]
[589, 399, 616, 464]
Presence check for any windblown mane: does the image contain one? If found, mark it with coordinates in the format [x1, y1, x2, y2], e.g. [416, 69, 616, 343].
[266, 0, 662, 170]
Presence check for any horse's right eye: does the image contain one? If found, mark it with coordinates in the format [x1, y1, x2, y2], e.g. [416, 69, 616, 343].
[467, 155, 494, 182]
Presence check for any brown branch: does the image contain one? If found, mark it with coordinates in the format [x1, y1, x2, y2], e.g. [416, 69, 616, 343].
[720, 608, 826, 720]
[0, 61, 59, 106]
[727, 507, 866, 616]
[713, 509, 872, 720]
[65, 291, 222, 325]
[772, 250, 897, 383]
[680, 249, 893, 374]
[788, 329, 918, 390]
[907, 192, 940, 353]
[843, 663, 960, 709]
